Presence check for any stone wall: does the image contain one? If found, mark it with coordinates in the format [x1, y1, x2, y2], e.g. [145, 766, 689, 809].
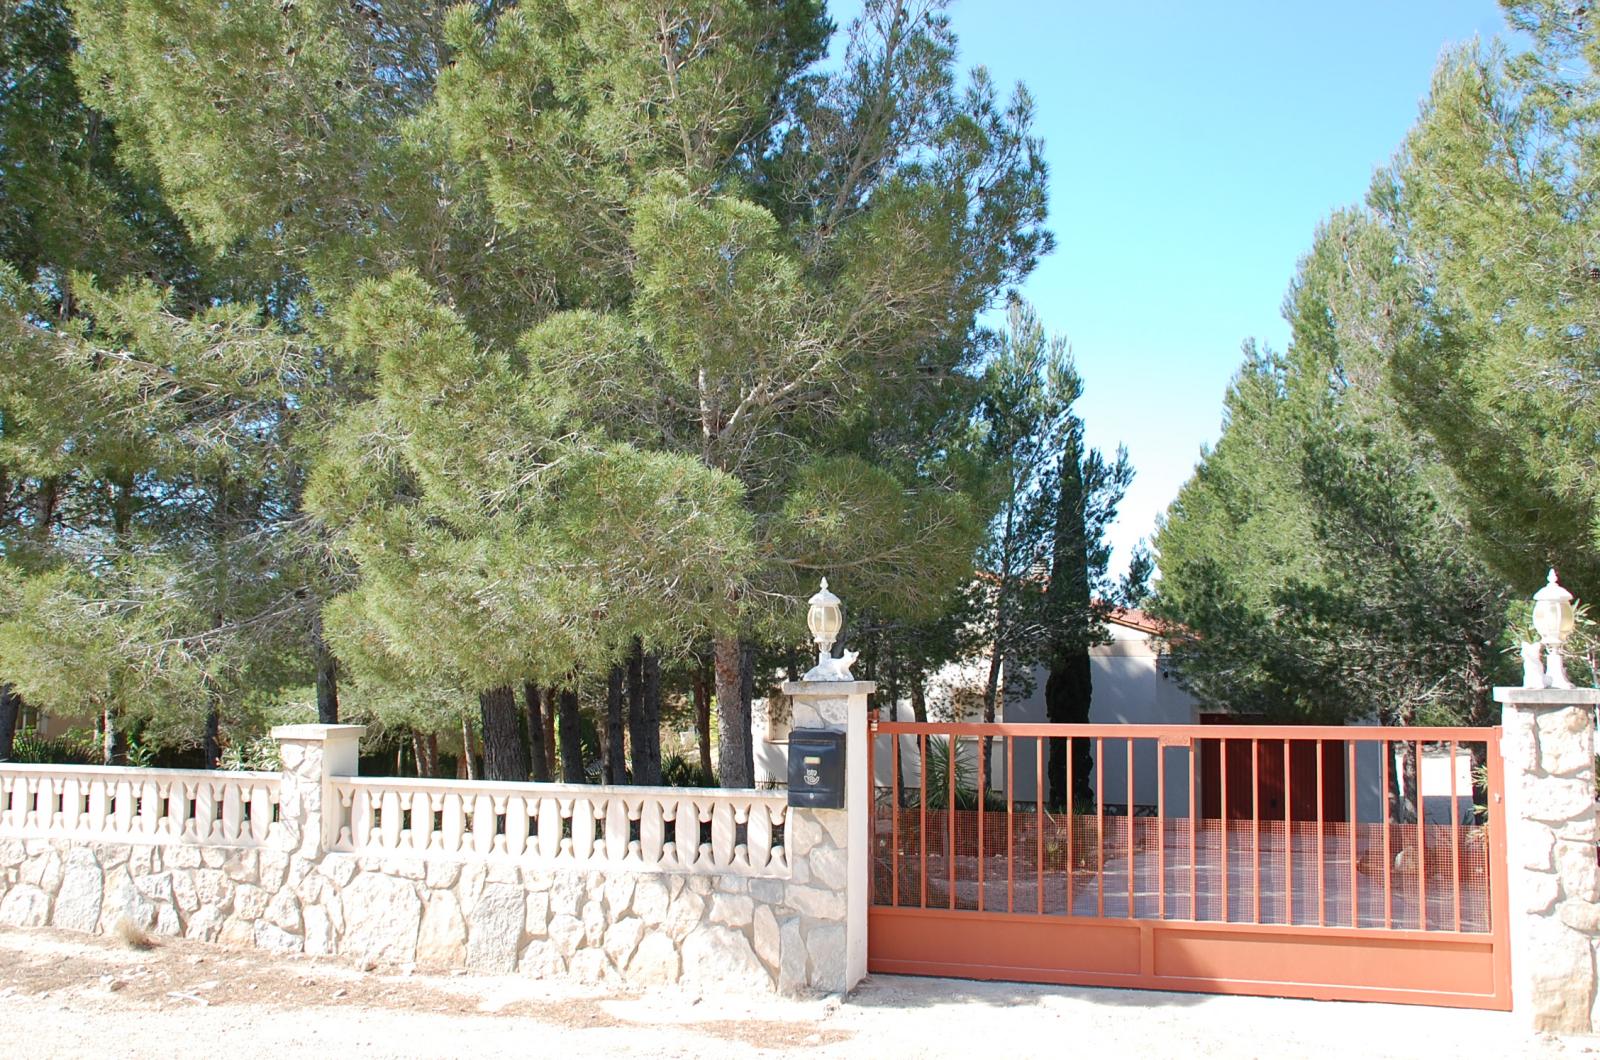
[0, 722, 858, 994]
[1496, 686, 1600, 1033]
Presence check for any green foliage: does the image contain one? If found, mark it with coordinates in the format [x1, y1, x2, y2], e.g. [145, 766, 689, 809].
[1152, 212, 1516, 726]
[7, 727, 100, 765]
[661, 754, 716, 789]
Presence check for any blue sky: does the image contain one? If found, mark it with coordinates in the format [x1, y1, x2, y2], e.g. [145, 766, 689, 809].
[927, 0, 1510, 574]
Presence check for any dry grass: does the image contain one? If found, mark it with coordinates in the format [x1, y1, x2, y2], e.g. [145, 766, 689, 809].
[112, 918, 155, 951]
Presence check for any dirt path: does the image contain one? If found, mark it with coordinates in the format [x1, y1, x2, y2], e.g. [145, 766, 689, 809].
[0, 926, 1590, 1058]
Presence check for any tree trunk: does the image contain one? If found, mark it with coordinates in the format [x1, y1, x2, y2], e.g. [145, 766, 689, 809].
[0, 684, 19, 761]
[542, 686, 559, 778]
[692, 657, 713, 779]
[1044, 648, 1093, 812]
[638, 652, 663, 786]
[605, 665, 627, 784]
[413, 730, 439, 778]
[557, 688, 585, 783]
[459, 715, 478, 780]
[713, 634, 752, 788]
[204, 703, 221, 768]
[523, 683, 550, 782]
[311, 612, 339, 724]
[739, 641, 757, 785]
[479, 685, 529, 781]
[102, 704, 126, 766]
[626, 639, 645, 783]
[910, 673, 927, 723]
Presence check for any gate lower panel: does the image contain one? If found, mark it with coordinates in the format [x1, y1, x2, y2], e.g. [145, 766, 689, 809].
[870, 907, 1505, 1009]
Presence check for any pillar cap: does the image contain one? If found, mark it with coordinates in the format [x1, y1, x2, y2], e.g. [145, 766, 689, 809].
[1493, 687, 1600, 706]
[270, 724, 368, 741]
[781, 680, 877, 696]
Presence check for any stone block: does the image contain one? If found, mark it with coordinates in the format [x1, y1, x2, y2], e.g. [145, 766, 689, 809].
[633, 877, 670, 926]
[342, 873, 422, 966]
[785, 884, 845, 921]
[519, 939, 566, 978]
[750, 878, 787, 906]
[1557, 840, 1600, 902]
[222, 850, 258, 884]
[417, 892, 467, 968]
[627, 931, 680, 985]
[185, 905, 225, 943]
[169, 846, 203, 870]
[548, 914, 583, 960]
[1536, 707, 1595, 777]
[468, 883, 525, 973]
[710, 893, 754, 929]
[570, 949, 611, 983]
[664, 890, 706, 942]
[54, 850, 103, 933]
[777, 915, 807, 994]
[1524, 871, 1560, 916]
[170, 870, 199, 913]
[254, 921, 303, 954]
[682, 925, 770, 990]
[604, 917, 644, 969]
[425, 861, 461, 890]
[0, 885, 50, 928]
[753, 905, 780, 973]
[21, 851, 61, 893]
[549, 873, 583, 916]
[304, 905, 335, 956]
[805, 922, 847, 992]
[1516, 828, 1556, 873]
[234, 884, 270, 921]
[603, 874, 635, 917]
[524, 891, 550, 937]
[581, 899, 606, 948]
[258, 850, 290, 892]
[458, 862, 486, 916]
[807, 845, 848, 892]
[324, 856, 359, 888]
[193, 869, 231, 908]
[128, 847, 155, 879]
[1516, 773, 1594, 824]
[266, 889, 302, 933]
[1523, 923, 1597, 1034]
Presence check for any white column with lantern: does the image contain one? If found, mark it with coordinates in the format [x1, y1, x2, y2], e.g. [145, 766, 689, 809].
[1495, 570, 1600, 1033]
[783, 578, 875, 992]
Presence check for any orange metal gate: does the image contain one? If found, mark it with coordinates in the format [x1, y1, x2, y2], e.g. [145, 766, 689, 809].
[867, 721, 1510, 1010]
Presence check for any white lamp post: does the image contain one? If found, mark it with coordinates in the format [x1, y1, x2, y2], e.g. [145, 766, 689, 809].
[1533, 568, 1578, 690]
[803, 578, 856, 681]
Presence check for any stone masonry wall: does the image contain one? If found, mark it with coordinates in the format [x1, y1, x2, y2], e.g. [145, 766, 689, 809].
[0, 727, 853, 994]
[1497, 687, 1600, 1033]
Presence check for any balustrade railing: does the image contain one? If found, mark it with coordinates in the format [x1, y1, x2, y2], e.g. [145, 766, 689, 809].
[0, 763, 281, 847]
[331, 776, 790, 875]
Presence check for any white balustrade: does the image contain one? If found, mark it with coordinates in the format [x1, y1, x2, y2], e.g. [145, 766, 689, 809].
[331, 777, 790, 876]
[0, 764, 281, 847]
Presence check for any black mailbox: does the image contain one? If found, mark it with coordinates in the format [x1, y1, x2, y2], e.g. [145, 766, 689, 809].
[787, 729, 846, 809]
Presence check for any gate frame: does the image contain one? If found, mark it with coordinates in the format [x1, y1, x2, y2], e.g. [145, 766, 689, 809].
[866, 718, 1511, 1011]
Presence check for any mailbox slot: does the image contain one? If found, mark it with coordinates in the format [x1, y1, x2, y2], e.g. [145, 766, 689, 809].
[787, 729, 846, 809]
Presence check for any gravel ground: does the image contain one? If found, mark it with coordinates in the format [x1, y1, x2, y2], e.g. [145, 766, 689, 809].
[0, 925, 1592, 1059]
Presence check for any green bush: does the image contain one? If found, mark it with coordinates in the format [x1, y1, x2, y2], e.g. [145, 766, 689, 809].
[661, 753, 716, 788]
[8, 728, 101, 765]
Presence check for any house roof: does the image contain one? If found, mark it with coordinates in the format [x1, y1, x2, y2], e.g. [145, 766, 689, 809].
[1104, 606, 1166, 636]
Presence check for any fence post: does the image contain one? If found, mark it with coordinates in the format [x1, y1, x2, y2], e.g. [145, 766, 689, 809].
[1494, 686, 1600, 1032]
[271, 724, 366, 859]
[782, 679, 875, 992]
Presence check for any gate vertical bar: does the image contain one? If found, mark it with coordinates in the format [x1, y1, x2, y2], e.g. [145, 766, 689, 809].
[1316, 739, 1325, 926]
[1126, 739, 1135, 917]
[1157, 740, 1167, 920]
[1189, 741, 1198, 919]
[947, 733, 956, 911]
[1383, 739, 1392, 929]
[919, 733, 928, 909]
[1348, 740, 1358, 927]
[1450, 739, 1460, 933]
[1096, 737, 1105, 917]
[977, 733, 987, 913]
[1251, 738, 1261, 924]
[1416, 739, 1427, 931]
[891, 728, 901, 907]
[1285, 740, 1294, 925]
[1006, 735, 1014, 914]
[1221, 737, 1230, 923]
[1036, 739, 1044, 914]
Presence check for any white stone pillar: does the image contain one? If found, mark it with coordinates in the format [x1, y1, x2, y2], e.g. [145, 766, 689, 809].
[271, 724, 366, 860]
[782, 680, 874, 991]
[1495, 686, 1600, 1033]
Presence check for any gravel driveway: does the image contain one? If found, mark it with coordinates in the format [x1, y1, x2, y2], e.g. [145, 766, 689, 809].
[0, 926, 1589, 1058]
